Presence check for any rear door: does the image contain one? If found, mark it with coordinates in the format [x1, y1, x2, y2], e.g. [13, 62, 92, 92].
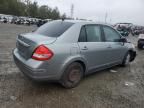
[102, 25, 127, 64]
[78, 24, 113, 73]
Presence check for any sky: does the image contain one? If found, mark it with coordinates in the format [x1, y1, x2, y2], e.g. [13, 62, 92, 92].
[31, 0, 144, 25]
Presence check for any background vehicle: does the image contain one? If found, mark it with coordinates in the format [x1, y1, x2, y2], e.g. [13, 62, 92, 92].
[37, 19, 48, 27]
[117, 29, 129, 37]
[0, 17, 5, 23]
[114, 23, 133, 35]
[3, 17, 7, 23]
[131, 26, 144, 36]
[138, 34, 144, 49]
[13, 20, 136, 88]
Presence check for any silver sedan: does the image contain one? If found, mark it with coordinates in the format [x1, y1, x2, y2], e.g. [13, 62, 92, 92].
[13, 20, 136, 88]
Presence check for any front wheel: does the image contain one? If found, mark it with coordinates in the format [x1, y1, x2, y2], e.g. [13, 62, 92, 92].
[60, 62, 84, 88]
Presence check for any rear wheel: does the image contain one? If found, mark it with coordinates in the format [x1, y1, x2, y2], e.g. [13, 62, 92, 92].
[121, 52, 131, 66]
[137, 43, 143, 49]
[61, 62, 84, 88]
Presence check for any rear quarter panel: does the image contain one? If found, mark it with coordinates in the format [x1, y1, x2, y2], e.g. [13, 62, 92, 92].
[45, 42, 88, 77]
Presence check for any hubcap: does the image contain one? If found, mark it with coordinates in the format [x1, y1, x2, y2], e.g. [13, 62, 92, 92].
[69, 69, 81, 83]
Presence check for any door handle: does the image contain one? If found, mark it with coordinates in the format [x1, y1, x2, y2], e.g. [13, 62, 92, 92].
[82, 46, 88, 50]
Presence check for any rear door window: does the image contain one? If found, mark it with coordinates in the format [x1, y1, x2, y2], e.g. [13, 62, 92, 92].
[86, 25, 102, 42]
[79, 25, 102, 42]
[35, 21, 74, 37]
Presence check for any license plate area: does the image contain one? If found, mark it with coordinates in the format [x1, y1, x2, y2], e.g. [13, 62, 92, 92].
[17, 41, 28, 59]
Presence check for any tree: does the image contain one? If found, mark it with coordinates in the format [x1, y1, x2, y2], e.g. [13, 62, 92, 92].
[28, 2, 38, 17]
[0, 0, 65, 19]
[50, 7, 60, 20]
[61, 13, 67, 19]
[38, 5, 49, 19]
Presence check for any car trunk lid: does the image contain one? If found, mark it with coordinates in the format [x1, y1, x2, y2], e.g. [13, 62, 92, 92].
[16, 33, 56, 60]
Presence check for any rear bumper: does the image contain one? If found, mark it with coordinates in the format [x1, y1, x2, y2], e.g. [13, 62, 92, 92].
[13, 49, 62, 81]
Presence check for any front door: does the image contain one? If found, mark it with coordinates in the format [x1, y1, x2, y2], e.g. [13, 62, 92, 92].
[78, 25, 114, 72]
[102, 25, 127, 64]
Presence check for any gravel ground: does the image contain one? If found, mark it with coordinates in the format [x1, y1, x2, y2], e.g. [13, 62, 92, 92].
[0, 23, 144, 108]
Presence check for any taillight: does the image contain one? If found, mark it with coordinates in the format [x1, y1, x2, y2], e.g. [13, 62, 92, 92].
[32, 45, 53, 61]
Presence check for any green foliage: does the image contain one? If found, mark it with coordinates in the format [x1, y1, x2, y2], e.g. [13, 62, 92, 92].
[0, 0, 66, 19]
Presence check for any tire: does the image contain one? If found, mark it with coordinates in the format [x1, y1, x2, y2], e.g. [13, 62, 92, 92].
[121, 52, 131, 66]
[61, 62, 84, 88]
[137, 43, 143, 49]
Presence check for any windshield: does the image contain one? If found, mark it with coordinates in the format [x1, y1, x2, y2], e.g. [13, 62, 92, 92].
[35, 21, 74, 37]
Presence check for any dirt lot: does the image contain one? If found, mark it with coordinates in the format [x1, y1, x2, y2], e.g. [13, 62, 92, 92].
[0, 24, 144, 108]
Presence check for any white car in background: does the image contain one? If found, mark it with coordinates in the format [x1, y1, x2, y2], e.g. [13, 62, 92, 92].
[138, 34, 144, 49]
[0, 17, 4, 23]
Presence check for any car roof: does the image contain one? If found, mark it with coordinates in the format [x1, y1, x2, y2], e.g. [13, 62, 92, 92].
[56, 19, 112, 27]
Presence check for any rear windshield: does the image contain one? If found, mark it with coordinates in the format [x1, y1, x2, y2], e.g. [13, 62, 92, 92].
[35, 21, 74, 37]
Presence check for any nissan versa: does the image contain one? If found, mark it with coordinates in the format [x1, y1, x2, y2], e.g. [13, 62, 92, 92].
[13, 20, 136, 88]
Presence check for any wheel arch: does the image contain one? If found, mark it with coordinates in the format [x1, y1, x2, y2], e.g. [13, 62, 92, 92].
[123, 49, 135, 62]
[60, 57, 88, 79]
[128, 49, 136, 62]
[74, 60, 86, 73]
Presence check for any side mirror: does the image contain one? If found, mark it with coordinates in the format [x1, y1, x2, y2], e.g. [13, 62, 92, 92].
[119, 32, 123, 36]
[119, 37, 127, 43]
[114, 37, 127, 43]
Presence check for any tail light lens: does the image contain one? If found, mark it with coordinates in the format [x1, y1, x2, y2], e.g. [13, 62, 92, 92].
[32, 45, 53, 61]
